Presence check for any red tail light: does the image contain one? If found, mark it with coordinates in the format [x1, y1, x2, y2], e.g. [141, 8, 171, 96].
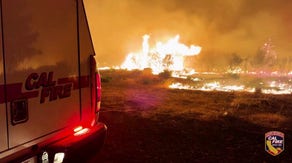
[96, 73, 101, 103]
[90, 55, 101, 113]
[96, 73, 101, 112]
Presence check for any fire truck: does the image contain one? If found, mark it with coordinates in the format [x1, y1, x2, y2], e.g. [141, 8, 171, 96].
[0, 0, 106, 162]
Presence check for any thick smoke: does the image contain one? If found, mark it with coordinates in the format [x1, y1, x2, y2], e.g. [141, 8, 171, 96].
[84, 0, 292, 70]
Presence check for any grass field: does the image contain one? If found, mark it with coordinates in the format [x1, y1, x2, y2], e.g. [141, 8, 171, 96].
[90, 69, 292, 162]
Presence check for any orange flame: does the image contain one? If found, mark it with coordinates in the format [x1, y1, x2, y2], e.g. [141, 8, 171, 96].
[121, 34, 201, 74]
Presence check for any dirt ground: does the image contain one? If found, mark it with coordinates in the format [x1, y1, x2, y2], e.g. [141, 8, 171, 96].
[90, 70, 292, 163]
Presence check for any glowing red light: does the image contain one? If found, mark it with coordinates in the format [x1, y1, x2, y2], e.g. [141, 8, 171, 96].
[73, 126, 83, 133]
[73, 126, 90, 136]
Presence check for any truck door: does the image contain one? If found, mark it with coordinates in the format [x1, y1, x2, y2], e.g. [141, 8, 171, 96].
[2, 0, 80, 148]
[0, 9, 8, 152]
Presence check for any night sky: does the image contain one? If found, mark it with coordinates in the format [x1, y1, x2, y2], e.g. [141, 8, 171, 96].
[84, 0, 292, 69]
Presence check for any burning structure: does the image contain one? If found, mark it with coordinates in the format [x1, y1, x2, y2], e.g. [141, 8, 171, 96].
[121, 34, 201, 74]
[104, 35, 292, 95]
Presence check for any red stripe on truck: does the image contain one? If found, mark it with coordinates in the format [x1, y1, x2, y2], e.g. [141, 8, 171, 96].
[0, 75, 89, 104]
[0, 83, 39, 104]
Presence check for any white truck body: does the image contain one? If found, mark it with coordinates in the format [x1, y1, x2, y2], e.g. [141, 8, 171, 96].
[0, 0, 106, 162]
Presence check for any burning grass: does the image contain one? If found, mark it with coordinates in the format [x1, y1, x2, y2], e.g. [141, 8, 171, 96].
[90, 69, 292, 162]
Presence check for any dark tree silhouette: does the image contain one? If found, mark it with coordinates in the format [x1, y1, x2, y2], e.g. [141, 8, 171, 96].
[253, 39, 277, 69]
[228, 53, 243, 70]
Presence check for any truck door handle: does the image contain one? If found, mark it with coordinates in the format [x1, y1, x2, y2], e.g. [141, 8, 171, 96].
[10, 99, 29, 125]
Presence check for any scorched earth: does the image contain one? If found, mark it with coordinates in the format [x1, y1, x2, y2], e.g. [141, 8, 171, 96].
[89, 69, 292, 162]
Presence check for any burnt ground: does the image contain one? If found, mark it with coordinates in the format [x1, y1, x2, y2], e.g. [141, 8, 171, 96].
[89, 70, 292, 163]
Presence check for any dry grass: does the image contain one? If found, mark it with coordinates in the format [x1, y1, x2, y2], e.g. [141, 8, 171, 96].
[90, 70, 292, 162]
